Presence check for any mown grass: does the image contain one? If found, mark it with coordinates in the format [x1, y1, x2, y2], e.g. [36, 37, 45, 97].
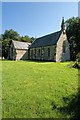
[2, 61, 78, 118]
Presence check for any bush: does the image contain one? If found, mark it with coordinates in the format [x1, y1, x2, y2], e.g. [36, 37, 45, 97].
[72, 52, 80, 69]
[76, 52, 80, 68]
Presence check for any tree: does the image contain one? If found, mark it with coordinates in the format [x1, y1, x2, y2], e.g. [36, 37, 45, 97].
[2, 29, 20, 58]
[65, 17, 80, 60]
[20, 36, 36, 43]
[21, 35, 32, 42]
[1, 29, 34, 59]
[2, 38, 11, 58]
[31, 37, 36, 42]
[2, 29, 20, 40]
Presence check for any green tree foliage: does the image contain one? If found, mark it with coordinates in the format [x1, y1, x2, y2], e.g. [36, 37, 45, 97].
[1, 29, 34, 59]
[66, 17, 80, 61]
[21, 35, 33, 42]
[31, 37, 36, 42]
[2, 29, 20, 58]
[3, 29, 20, 40]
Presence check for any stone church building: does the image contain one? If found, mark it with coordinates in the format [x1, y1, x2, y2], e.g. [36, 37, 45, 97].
[28, 18, 70, 62]
[9, 40, 31, 60]
[9, 18, 70, 62]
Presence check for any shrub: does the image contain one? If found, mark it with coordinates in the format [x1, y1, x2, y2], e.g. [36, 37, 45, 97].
[72, 52, 80, 69]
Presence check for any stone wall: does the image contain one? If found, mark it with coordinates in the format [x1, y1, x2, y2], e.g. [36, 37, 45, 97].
[10, 43, 28, 60]
[16, 49, 28, 60]
[56, 32, 70, 62]
[9, 32, 70, 61]
[10, 43, 16, 60]
[29, 45, 56, 61]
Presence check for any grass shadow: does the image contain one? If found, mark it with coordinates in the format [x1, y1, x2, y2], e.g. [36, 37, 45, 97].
[24, 59, 55, 63]
[51, 90, 80, 119]
[56, 69, 80, 119]
[59, 91, 80, 119]
[51, 69, 80, 119]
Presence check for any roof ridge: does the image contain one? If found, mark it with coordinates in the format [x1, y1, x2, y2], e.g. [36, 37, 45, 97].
[12, 40, 31, 50]
[30, 30, 62, 48]
[12, 40, 30, 43]
[37, 30, 61, 39]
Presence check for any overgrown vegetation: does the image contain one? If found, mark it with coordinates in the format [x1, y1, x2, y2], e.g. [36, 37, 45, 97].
[2, 61, 78, 118]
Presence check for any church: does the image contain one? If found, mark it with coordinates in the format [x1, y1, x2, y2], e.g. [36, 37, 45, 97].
[28, 18, 70, 62]
[9, 18, 70, 62]
[9, 40, 31, 60]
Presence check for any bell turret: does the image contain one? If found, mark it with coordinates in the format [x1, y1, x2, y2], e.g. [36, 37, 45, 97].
[61, 17, 66, 33]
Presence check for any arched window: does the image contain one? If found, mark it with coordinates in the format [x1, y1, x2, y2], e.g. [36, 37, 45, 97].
[38, 49, 40, 57]
[63, 41, 66, 53]
[41, 48, 44, 56]
[35, 49, 36, 58]
[48, 48, 50, 57]
[31, 50, 33, 59]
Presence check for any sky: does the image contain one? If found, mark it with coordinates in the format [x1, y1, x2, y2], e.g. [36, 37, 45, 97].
[2, 2, 78, 38]
[78, 1, 80, 17]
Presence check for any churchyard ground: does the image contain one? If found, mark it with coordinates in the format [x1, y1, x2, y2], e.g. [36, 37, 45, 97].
[2, 60, 78, 118]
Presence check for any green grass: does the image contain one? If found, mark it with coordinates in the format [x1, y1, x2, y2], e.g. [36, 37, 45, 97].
[2, 61, 78, 118]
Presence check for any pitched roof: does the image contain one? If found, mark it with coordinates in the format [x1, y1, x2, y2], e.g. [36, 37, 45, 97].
[12, 40, 31, 50]
[29, 31, 62, 48]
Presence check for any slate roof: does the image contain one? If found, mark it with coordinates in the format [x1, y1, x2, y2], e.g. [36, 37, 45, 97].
[29, 31, 62, 48]
[12, 40, 31, 50]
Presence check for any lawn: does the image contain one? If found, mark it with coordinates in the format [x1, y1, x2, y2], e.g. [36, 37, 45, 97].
[2, 60, 78, 118]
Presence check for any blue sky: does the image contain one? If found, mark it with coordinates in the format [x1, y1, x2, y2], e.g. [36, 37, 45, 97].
[2, 2, 78, 38]
[78, 1, 80, 17]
